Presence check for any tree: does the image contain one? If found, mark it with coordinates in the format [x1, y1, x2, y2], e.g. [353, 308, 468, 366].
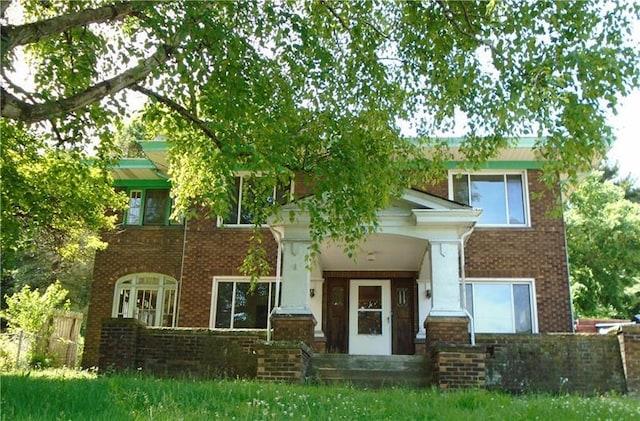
[0, 120, 126, 307]
[566, 172, 640, 318]
[2, 1, 639, 269]
[599, 161, 640, 204]
[1, 281, 70, 365]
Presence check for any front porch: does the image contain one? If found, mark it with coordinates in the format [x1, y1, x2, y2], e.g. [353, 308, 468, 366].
[270, 190, 482, 355]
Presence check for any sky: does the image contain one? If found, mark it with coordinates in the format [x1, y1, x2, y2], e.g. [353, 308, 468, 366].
[606, 89, 640, 186]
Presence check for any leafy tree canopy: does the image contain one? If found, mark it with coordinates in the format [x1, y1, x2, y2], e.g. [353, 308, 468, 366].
[0, 120, 126, 273]
[599, 161, 640, 203]
[566, 171, 640, 318]
[1, 0, 639, 268]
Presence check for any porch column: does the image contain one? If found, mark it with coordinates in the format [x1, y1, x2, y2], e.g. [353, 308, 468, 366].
[278, 239, 312, 313]
[310, 278, 326, 352]
[271, 237, 316, 346]
[415, 248, 431, 351]
[425, 240, 470, 345]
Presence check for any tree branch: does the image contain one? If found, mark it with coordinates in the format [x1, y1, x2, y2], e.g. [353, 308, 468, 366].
[1, 0, 13, 20]
[435, 0, 482, 42]
[319, 0, 349, 31]
[1, 43, 177, 123]
[1, 1, 150, 53]
[131, 84, 223, 150]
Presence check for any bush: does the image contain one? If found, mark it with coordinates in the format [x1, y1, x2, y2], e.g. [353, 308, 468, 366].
[1, 282, 70, 363]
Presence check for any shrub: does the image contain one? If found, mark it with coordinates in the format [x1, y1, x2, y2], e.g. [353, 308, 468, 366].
[1, 282, 70, 365]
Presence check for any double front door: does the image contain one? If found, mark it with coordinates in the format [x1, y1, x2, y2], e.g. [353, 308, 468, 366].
[325, 277, 415, 355]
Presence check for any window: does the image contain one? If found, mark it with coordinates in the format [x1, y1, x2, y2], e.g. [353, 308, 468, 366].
[451, 172, 528, 226]
[222, 176, 291, 225]
[462, 279, 537, 333]
[125, 189, 178, 226]
[113, 274, 178, 327]
[211, 278, 278, 329]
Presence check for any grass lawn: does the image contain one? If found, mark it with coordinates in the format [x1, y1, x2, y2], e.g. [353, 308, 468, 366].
[1, 369, 639, 420]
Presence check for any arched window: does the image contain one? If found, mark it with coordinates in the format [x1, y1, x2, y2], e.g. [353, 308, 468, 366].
[113, 274, 178, 327]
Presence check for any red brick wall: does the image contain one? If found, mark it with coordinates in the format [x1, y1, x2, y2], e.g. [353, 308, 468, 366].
[86, 169, 572, 365]
[618, 325, 640, 393]
[431, 346, 486, 389]
[421, 170, 571, 333]
[426, 316, 470, 346]
[256, 342, 312, 382]
[84, 226, 185, 367]
[83, 221, 277, 367]
[463, 171, 571, 332]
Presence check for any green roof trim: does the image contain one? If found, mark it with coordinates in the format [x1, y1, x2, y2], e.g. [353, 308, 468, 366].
[113, 179, 172, 188]
[440, 137, 541, 148]
[446, 160, 545, 170]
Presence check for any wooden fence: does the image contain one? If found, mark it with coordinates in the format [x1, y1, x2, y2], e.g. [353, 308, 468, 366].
[48, 310, 83, 367]
[1, 310, 84, 369]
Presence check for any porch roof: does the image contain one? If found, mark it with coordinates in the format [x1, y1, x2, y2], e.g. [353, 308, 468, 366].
[271, 189, 481, 272]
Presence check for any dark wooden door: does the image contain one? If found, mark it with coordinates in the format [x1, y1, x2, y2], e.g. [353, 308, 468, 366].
[392, 279, 415, 355]
[325, 279, 348, 353]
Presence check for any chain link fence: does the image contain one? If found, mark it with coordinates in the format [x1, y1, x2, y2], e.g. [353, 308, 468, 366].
[0, 310, 83, 370]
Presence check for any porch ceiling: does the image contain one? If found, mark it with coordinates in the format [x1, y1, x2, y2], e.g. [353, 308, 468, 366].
[318, 234, 427, 272]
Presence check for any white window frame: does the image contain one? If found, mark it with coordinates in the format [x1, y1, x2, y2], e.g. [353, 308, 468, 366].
[448, 170, 531, 227]
[209, 276, 278, 329]
[462, 278, 538, 334]
[112, 273, 178, 327]
[126, 190, 143, 225]
[218, 174, 294, 227]
[124, 188, 178, 226]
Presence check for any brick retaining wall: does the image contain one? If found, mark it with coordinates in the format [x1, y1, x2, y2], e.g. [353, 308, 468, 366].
[99, 318, 265, 379]
[477, 333, 627, 394]
[256, 341, 312, 383]
[618, 325, 640, 394]
[98, 319, 639, 393]
[431, 345, 486, 389]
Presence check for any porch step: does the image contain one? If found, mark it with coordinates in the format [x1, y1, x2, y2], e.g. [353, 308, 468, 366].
[308, 354, 432, 387]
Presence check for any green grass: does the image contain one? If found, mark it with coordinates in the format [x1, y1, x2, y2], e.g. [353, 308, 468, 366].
[1, 369, 639, 420]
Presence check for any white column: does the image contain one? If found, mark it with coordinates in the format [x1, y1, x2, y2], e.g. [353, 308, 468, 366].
[416, 248, 431, 339]
[428, 240, 466, 317]
[276, 239, 313, 314]
[415, 279, 430, 339]
[310, 278, 324, 337]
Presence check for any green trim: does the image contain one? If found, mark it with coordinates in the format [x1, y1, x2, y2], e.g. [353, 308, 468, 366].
[446, 161, 545, 170]
[440, 137, 541, 148]
[114, 179, 172, 188]
[116, 158, 157, 169]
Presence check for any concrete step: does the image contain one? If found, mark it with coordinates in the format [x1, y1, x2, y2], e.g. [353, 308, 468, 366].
[309, 354, 433, 387]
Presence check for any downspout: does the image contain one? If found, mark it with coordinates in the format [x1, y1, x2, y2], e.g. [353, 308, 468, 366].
[267, 228, 283, 342]
[175, 218, 187, 327]
[460, 226, 476, 346]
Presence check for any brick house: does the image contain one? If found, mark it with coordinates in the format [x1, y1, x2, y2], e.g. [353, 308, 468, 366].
[83, 138, 573, 369]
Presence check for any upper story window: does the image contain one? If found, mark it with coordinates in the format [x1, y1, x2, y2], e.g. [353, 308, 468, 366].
[113, 274, 178, 327]
[450, 172, 529, 226]
[125, 188, 178, 226]
[222, 176, 292, 226]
